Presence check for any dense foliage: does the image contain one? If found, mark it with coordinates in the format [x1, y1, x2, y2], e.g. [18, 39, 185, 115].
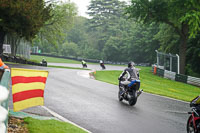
[32, 0, 200, 77]
[32, 1, 77, 56]
[126, 0, 200, 74]
[0, 0, 52, 54]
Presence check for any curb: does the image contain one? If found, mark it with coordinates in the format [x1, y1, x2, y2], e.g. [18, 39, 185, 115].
[9, 107, 92, 133]
[41, 106, 92, 133]
[9, 110, 58, 120]
[89, 71, 96, 79]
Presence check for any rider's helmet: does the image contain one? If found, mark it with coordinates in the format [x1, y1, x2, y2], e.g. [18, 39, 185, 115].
[128, 61, 135, 68]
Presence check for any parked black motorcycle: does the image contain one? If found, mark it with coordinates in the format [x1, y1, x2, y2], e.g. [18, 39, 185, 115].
[187, 96, 200, 133]
[118, 78, 142, 106]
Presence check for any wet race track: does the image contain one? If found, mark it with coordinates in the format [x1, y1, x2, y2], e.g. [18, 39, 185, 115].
[8, 63, 190, 133]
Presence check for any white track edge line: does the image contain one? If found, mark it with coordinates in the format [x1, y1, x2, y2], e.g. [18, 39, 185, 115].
[41, 106, 92, 133]
[143, 91, 189, 103]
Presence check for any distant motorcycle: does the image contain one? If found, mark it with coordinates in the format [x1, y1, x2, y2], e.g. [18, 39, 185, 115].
[187, 96, 200, 133]
[118, 78, 142, 106]
[42, 59, 47, 67]
[82, 64, 87, 68]
[100, 63, 106, 70]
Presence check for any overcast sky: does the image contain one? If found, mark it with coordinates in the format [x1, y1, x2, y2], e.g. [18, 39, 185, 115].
[70, 0, 90, 17]
[69, 0, 130, 18]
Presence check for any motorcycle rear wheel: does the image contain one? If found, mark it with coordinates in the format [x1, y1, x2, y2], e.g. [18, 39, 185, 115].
[128, 90, 137, 106]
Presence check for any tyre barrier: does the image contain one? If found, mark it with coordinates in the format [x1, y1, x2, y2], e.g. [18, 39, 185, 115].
[2, 54, 44, 67]
[164, 70, 176, 81]
[175, 74, 188, 83]
[156, 68, 164, 77]
[187, 76, 200, 87]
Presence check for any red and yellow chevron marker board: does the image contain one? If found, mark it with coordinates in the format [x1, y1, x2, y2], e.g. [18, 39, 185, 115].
[11, 68, 49, 112]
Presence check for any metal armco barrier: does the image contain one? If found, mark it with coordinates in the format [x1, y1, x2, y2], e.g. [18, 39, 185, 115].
[0, 69, 11, 133]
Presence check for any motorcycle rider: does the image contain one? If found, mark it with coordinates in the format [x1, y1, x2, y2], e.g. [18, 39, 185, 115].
[81, 60, 87, 68]
[42, 58, 47, 66]
[99, 60, 105, 69]
[118, 61, 142, 96]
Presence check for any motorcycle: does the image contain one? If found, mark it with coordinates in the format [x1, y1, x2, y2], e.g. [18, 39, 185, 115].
[118, 78, 143, 106]
[82, 64, 87, 68]
[100, 63, 106, 70]
[187, 96, 200, 133]
[42, 59, 47, 67]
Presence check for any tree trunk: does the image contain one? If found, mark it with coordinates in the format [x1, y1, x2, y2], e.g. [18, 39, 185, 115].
[179, 24, 189, 74]
[179, 35, 187, 74]
[0, 28, 6, 56]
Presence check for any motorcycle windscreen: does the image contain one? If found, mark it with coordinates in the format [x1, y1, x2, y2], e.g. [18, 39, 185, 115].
[191, 96, 200, 104]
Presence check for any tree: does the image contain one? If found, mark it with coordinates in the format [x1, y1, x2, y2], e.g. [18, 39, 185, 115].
[126, 0, 200, 74]
[126, 23, 160, 64]
[154, 24, 179, 54]
[103, 36, 126, 61]
[186, 34, 200, 77]
[0, 0, 52, 54]
[61, 42, 78, 57]
[32, 1, 77, 55]
[87, 0, 127, 54]
[5, 33, 20, 56]
[87, 0, 126, 28]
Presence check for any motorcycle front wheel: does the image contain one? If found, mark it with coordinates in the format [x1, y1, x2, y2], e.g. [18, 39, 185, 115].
[186, 115, 200, 133]
[187, 115, 195, 133]
[128, 90, 137, 106]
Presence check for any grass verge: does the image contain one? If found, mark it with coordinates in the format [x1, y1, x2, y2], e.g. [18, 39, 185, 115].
[94, 66, 200, 102]
[24, 117, 87, 133]
[30, 55, 81, 64]
[48, 65, 90, 70]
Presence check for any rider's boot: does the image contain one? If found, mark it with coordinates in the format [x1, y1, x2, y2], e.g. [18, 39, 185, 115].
[137, 89, 143, 97]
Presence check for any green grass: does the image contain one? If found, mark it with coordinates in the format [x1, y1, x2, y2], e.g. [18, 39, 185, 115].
[30, 55, 81, 64]
[24, 117, 87, 133]
[94, 66, 200, 102]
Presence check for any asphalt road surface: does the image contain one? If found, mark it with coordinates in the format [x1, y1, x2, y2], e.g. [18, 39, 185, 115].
[8, 63, 190, 133]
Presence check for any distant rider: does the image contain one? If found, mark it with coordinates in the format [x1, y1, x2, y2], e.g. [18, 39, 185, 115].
[42, 58, 47, 66]
[81, 60, 87, 68]
[99, 60, 105, 69]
